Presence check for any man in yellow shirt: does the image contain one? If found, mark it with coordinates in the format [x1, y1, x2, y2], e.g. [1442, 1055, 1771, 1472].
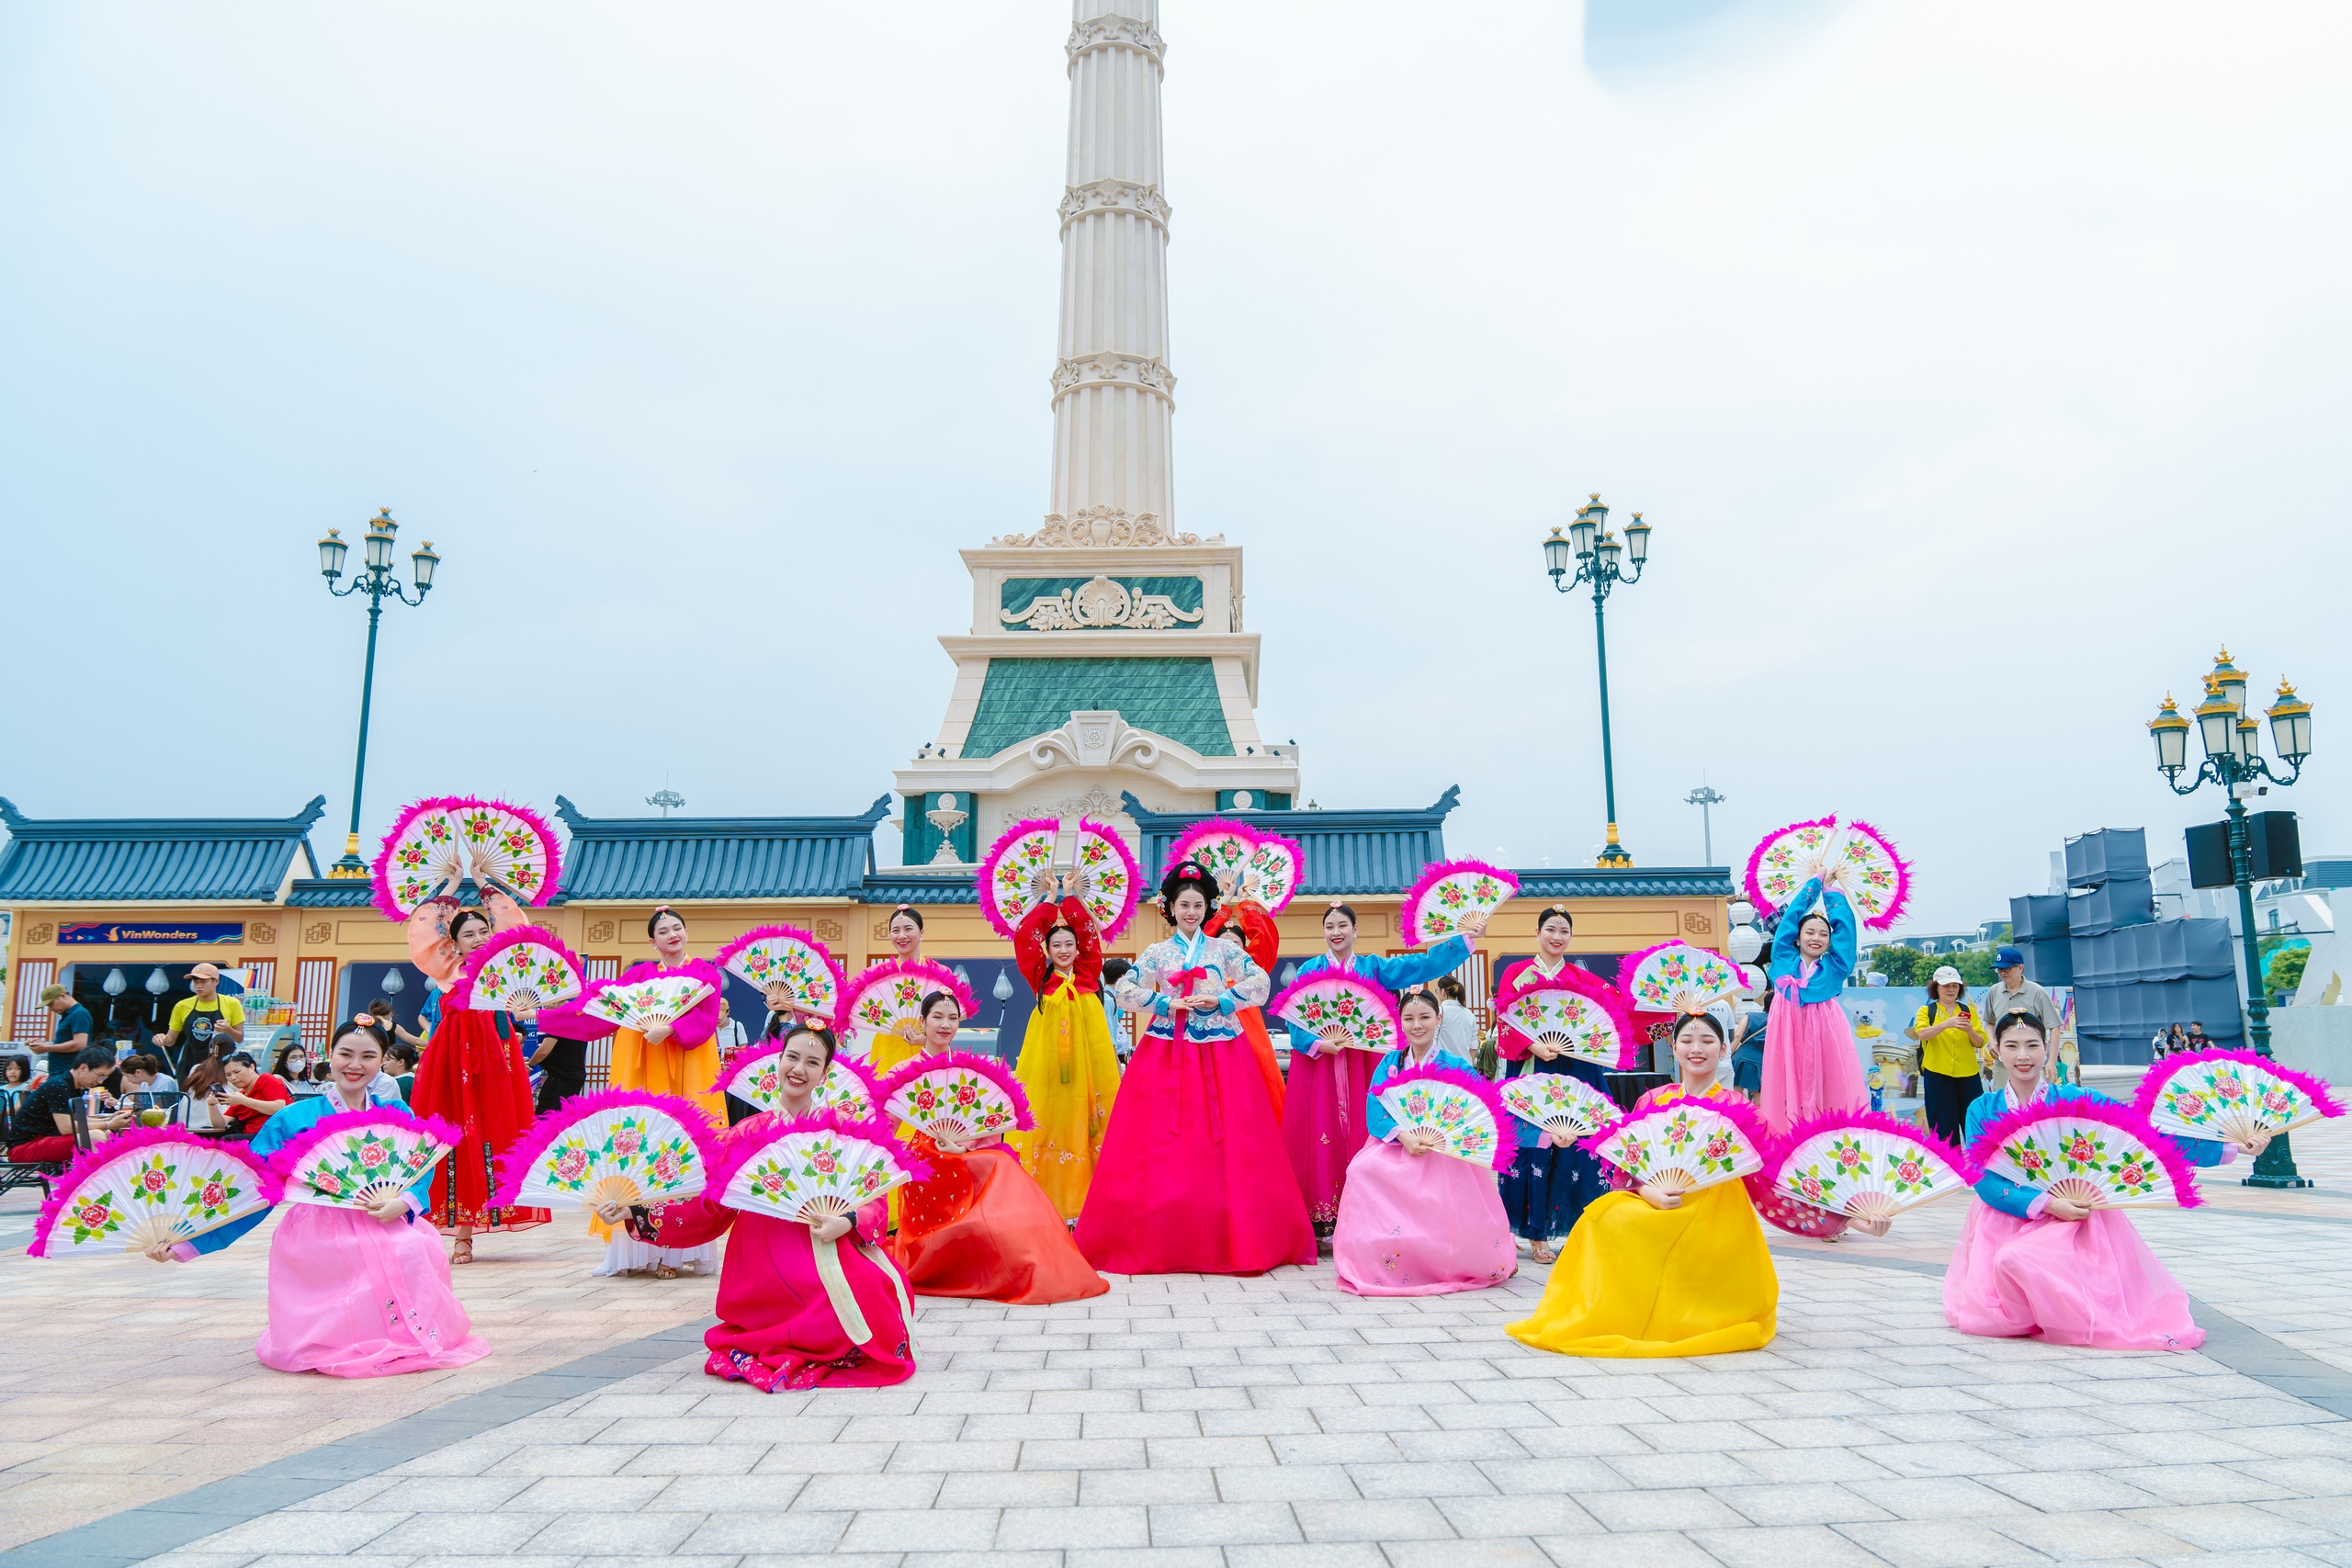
[1905, 964, 1987, 1145]
[154, 962, 244, 1079]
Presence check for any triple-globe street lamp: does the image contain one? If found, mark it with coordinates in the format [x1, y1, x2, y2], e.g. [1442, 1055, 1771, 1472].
[2146, 649, 2315, 1189]
[317, 510, 441, 876]
[1544, 495, 1653, 867]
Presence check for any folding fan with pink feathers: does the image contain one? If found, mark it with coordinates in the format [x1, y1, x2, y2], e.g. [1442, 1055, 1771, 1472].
[1743, 815, 1912, 931]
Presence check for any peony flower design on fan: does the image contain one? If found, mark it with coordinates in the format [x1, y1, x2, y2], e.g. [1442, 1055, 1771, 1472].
[2000, 1138, 2051, 1180]
[1781, 1163, 1838, 1207]
[605, 1121, 649, 1165]
[132, 1155, 175, 1204]
[1826, 1134, 1869, 1176]
[2165, 1089, 2210, 1123]
[183, 1175, 240, 1223]
[549, 1143, 594, 1191]
[2110, 1152, 2161, 1199]
[2263, 1088, 2298, 1116]
[68, 1197, 121, 1245]
[1884, 1151, 1934, 1195]
[2056, 1129, 2108, 1171]
[2210, 1070, 2245, 1102]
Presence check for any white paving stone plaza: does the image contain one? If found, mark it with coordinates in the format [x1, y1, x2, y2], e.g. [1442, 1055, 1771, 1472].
[8, 1110, 2352, 1568]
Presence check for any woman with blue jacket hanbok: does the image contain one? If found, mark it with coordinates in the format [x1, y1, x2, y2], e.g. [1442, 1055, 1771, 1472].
[161, 1021, 491, 1377]
[1945, 1010, 2265, 1351]
[1283, 899, 1486, 1233]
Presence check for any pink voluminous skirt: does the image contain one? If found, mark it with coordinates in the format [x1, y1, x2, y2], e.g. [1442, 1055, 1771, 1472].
[257, 1203, 491, 1378]
[1331, 1138, 1516, 1297]
[1943, 1198, 2203, 1351]
[1282, 1047, 1378, 1226]
[1758, 996, 1869, 1136]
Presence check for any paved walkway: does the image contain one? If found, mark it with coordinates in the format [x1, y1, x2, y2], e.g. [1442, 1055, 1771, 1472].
[8, 1120, 2352, 1568]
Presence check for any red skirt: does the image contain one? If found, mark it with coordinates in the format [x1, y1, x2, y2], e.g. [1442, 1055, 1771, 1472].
[411, 1010, 549, 1234]
[895, 1138, 1107, 1304]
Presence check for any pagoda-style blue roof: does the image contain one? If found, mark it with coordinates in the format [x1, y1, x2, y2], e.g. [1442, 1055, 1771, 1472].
[285, 878, 382, 908]
[551, 795, 888, 902]
[1125, 788, 1461, 897]
[0, 797, 326, 903]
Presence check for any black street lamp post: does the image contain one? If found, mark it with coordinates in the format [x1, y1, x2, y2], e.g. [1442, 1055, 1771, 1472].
[318, 510, 441, 876]
[2147, 649, 2314, 1189]
[1544, 495, 1652, 867]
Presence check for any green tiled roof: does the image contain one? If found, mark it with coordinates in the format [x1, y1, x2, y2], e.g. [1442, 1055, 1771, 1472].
[962, 658, 1233, 758]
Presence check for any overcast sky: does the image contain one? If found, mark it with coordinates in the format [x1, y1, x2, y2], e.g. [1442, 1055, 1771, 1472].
[3, 1, 2346, 931]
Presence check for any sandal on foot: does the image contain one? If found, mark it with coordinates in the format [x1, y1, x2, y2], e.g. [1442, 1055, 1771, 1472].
[450, 1239, 474, 1266]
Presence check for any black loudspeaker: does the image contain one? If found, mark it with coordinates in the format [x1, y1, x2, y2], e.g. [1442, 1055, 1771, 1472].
[2185, 811, 2301, 888]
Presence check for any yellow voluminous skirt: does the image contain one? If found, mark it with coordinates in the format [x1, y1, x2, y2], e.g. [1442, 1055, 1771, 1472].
[592, 1025, 724, 1243]
[1505, 1179, 1777, 1358]
[1010, 982, 1122, 1222]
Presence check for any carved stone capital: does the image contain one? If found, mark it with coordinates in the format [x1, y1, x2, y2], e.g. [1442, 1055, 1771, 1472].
[989, 505, 1222, 548]
[1059, 178, 1170, 234]
[1050, 352, 1175, 408]
[1068, 13, 1165, 72]
[1002, 573, 1205, 632]
[1026, 711, 1166, 774]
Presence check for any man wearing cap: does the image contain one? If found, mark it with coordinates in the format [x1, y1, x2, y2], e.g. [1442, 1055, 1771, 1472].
[1907, 965, 1987, 1144]
[40, 985, 94, 1084]
[1980, 947, 2061, 1044]
[153, 963, 244, 1081]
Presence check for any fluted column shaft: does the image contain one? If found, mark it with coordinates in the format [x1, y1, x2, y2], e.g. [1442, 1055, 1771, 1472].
[1047, 1, 1174, 530]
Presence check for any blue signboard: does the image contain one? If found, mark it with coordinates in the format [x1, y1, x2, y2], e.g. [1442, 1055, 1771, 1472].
[58, 921, 245, 946]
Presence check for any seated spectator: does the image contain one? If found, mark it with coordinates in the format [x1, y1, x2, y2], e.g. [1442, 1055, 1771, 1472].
[269, 1042, 314, 1085]
[118, 1054, 181, 1100]
[0, 1056, 31, 1091]
[6, 1045, 131, 1164]
[41, 985, 93, 1084]
[214, 1052, 294, 1138]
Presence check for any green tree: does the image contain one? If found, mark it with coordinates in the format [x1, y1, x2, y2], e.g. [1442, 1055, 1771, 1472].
[2267, 944, 2311, 998]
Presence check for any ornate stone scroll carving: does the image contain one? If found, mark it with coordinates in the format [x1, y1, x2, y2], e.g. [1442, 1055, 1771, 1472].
[1059, 178, 1171, 233]
[1001, 574, 1204, 632]
[1026, 711, 1165, 773]
[1050, 351, 1176, 408]
[1067, 14, 1165, 70]
[989, 506, 1220, 548]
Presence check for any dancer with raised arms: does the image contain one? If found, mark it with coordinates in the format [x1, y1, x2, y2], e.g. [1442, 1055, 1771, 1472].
[1080, 861, 1314, 1274]
[1330, 987, 1516, 1296]
[887, 991, 1107, 1303]
[1282, 898, 1486, 1238]
[1944, 1010, 2257, 1350]
[1009, 874, 1122, 1221]
[1759, 876, 1868, 1135]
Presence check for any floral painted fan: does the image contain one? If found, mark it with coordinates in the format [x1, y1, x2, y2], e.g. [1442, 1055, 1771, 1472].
[494, 1090, 721, 1211]
[1165, 819, 1261, 900]
[716, 1110, 928, 1224]
[28, 1130, 274, 1258]
[1238, 830, 1306, 914]
[1399, 859, 1519, 947]
[2135, 1049, 2346, 1145]
[272, 1110, 460, 1210]
[977, 818, 1143, 942]
[1744, 815, 1911, 930]
[715, 1048, 882, 1118]
[1618, 941, 1748, 1018]
[1375, 1064, 1513, 1169]
[1500, 1073, 1625, 1142]
[1969, 1099, 2199, 1210]
[1267, 973, 1404, 1053]
[839, 961, 977, 1057]
[1586, 1096, 1769, 1195]
[580, 974, 717, 1034]
[369, 795, 561, 920]
[880, 1052, 1035, 1142]
[457, 926, 585, 1012]
[713, 925, 846, 1024]
[1496, 975, 1640, 1070]
[1768, 1111, 1973, 1223]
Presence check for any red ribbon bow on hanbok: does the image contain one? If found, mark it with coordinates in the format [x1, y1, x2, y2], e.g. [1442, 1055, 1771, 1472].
[1166, 965, 1226, 1143]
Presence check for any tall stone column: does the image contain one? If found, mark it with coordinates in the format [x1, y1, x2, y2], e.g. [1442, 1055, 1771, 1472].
[1046, 1, 1176, 543]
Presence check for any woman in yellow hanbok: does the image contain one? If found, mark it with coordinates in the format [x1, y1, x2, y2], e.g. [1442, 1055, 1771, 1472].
[1008, 877, 1122, 1221]
[1507, 1010, 1783, 1359]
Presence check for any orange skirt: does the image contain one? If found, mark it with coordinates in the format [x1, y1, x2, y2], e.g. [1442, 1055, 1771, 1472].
[895, 1139, 1107, 1304]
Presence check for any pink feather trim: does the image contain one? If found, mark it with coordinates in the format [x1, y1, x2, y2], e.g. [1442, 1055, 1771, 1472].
[1397, 858, 1521, 948]
[1583, 1090, 1771, 1162]
[710, 1107, 933, 1194]
[711, 1044, 880, 1104]
[266, 1106, 464, 1188]
[1771, 1108, 1977, 1183]
[842, 959, 979, 1034]
[1965, 1096, 2202, 1209]
[2133, 1047, 2348, 1124]
[1266, 971, 1405, 1054]
[1741, 814, 1838, 919]
[1839, 818, 1912, 931]
[711, 924, 848, 1023]
[1079, 817, 1146, 941]
[1378, 1061, 1516, 1170]
[452, 924, 584, 1010]
[490, 1088, 724, 1210]
[1498, 971, 1642, 1070]
[28, 1128, 278, 1258]
[368, 795, 563, 922]
[1163, 818, 1261, 888]
[976, 818, 1065, 941]
[1247, 828, 1307, 915]
[876, 1049, 1037, 1134]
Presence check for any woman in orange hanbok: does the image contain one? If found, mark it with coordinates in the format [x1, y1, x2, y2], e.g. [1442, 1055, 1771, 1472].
[1009, 876, 1122, 1221]
[893, 990, 1108, 1304]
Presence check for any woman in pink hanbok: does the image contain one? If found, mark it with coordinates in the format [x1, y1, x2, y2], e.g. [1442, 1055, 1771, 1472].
[175, 1022, 490, 1378]
[1758, 876, 1869, 1136]
[1330, 988, 1515, 1296]
[1944, 1010, 2260, 1351]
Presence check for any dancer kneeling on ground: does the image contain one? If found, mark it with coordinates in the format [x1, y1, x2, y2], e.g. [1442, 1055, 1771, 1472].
[1943, 1010, 2262, 1352]
[601, 1021, 917, 1391]
[1331, 987, 1516, 1296]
